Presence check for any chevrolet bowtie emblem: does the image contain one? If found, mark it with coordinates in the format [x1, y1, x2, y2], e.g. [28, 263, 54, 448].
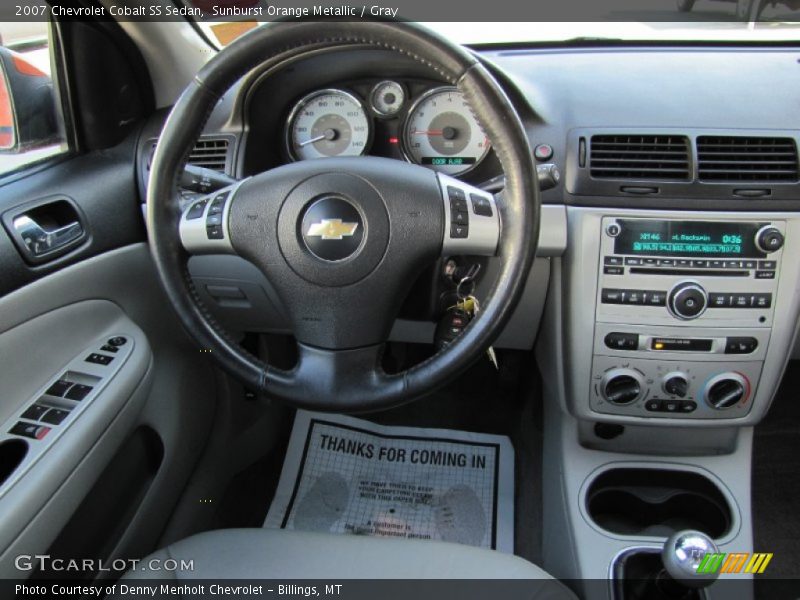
[306, 218, 359, 240]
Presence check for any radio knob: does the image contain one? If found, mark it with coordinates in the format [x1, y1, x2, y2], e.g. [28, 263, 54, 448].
[663, 373, 689, 398]
[668, 281, 708, 320]
[755, 226, 784, 254]
[704, 373, 749, 410]
[601, 369, 645, 405]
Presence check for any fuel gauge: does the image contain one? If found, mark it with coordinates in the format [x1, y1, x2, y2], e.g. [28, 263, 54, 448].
[370, 80, 406, 117]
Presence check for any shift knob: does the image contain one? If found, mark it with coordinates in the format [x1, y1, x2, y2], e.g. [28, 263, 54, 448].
[662, 530, 720, 588]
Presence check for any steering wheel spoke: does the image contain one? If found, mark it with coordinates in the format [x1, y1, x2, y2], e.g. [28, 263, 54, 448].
[178, 181, 244, 255]
[437, 174, 500, 257]
[273, 343, 399, 411]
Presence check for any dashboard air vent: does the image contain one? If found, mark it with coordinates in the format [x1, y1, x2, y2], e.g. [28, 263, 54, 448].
[697, 136, 798, 182]
[589, 135, 690, 180]
[146, 137, 231, 174]
[187, 138, 230, 173]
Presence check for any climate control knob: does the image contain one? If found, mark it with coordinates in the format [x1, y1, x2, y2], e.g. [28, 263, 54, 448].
[663, 373, 689, 398]
[704, 373, 749, 410]
[600, 369, 645, 405]
[755, 226, 784, 254]
[668, 281, 708, 320]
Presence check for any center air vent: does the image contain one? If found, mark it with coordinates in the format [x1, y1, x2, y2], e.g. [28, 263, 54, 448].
[590, 135, 690, 181]
[697, 136, 798, 182]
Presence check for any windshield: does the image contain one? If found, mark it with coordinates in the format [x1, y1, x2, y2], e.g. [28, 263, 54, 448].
[182, 2, 800, 48]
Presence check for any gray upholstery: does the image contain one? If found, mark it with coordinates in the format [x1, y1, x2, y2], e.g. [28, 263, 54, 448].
[123, 528, 576, 597]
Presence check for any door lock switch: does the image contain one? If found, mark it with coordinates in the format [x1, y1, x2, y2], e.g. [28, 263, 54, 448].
[86, 353, 113, 366]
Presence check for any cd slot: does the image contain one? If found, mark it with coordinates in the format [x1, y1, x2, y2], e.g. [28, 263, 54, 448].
[629, 268, 749, 277]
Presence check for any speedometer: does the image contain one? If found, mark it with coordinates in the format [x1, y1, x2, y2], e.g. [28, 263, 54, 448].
[402, 87, 490, 175]
[287, 89, 371, 161]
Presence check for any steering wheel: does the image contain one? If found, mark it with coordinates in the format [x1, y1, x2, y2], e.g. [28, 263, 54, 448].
[147, 21, 540, 413]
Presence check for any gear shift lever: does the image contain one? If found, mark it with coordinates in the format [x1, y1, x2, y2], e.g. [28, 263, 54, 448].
[659, 530, 720, 595]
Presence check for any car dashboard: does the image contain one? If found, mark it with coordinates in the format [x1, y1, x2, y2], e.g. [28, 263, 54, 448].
[136, 43, 800, 431]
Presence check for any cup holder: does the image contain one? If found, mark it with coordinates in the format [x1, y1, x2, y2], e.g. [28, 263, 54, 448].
[585, 468, 732, 538]
[0, 439, 28, 487]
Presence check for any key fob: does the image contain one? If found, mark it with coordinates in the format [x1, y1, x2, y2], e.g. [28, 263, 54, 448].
[434, 308, 472, 351]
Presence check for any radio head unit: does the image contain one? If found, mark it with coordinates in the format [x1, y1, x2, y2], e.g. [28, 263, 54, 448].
[612, 219, 771, 258]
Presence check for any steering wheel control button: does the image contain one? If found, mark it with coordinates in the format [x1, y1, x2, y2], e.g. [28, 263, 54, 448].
[450, 224, 468, 238]
[86, 353, 113, 366]
[451, 211, 469, 226]
[206, 225, 224, 240]
[10, 421, 50, 440]
[725, 337, 759, 354]
[301, 196, 364, 262]
[65, 384, 93, 401]
[45, 379, 73, 397]
[533, 143, 554, 161]
[470, 194, 493, 217]
[447, 186, 468, 212]
[604, 332, 639, 350]
[186, 200, 207, 220]
[668, 281, 708, 320]
[208, 192, 229, 215]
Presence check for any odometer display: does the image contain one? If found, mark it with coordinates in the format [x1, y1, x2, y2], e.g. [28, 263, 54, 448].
[287, 89, 370, 161]
[402, 87, 490, 175]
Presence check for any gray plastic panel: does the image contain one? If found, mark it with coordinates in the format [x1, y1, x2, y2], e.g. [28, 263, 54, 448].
[561, 207, 800, 428]
[0, 300, 152, 578]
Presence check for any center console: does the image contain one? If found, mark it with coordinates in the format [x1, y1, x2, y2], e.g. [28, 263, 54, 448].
[560, 208, 800, 427]
[592, 217, 783, 421]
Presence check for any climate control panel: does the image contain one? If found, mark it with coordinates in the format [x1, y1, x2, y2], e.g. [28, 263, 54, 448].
[590, 355, 761, 420]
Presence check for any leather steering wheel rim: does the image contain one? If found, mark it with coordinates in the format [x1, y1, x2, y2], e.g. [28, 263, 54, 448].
[147, 20, 540, 413]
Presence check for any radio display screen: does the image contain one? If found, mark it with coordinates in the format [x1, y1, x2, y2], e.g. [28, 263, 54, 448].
[614, 220, 767, 258]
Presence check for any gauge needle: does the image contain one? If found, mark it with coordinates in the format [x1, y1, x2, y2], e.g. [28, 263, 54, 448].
[413, 127, 457, 140]
[298, 128, 338, 147]
[413, 129, 443, 136]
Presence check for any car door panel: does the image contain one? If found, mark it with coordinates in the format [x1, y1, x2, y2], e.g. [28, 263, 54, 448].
[0, 298, 152, 578]
[0, 130, 145, 297]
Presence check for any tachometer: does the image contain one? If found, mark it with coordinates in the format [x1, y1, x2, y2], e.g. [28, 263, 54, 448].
[402, 87, 490, 175]
[287, 89, 370, 161]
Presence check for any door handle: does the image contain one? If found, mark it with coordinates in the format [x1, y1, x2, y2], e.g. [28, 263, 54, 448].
[12, 215, 83, 258]
[2, 196, 87, 264]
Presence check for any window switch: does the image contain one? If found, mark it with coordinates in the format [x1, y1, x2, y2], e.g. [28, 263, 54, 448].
[65, 384, 93, 401]
[45, 379, 73, 397]
[86, 353, 113, 365]
[21, 404, 50, 421]
[41, 409, 70, 425]
[100, 344, 119, 353]
[10, 421, 50, 440]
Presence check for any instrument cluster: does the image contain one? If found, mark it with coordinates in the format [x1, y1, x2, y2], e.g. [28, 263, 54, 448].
[283, 81, 492, 177]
